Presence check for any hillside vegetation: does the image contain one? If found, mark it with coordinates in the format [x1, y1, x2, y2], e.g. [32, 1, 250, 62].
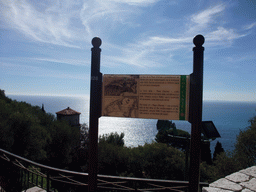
[0, 90, 80, 168]
[1, 89, 255, 183]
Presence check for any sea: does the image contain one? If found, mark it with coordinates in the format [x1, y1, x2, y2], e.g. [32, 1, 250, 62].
[7, 94, 256, 153]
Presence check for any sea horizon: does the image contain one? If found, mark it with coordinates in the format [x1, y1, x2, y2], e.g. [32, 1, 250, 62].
[6, 94, 256, 153]
[6, 92, 256, 103]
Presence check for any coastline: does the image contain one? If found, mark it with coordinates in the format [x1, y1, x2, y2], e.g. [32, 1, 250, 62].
[6, 94, 256, 152]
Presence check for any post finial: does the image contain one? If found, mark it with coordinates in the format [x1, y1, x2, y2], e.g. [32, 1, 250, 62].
[92, 37, 102, 48]
[193, 34, 205, 46]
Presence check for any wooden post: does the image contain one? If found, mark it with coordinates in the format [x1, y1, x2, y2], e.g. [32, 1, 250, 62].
[88, 37, 102, 192]
[188, 34, 205, 192]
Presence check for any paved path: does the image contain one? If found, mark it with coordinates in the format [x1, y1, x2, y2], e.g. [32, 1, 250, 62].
[203, 166, 256, 192]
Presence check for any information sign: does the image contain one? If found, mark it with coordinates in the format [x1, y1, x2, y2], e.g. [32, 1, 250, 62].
[102, 74, 190, 120]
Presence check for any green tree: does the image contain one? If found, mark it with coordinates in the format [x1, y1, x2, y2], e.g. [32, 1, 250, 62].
[200, 162, 218, 183]
[46, 120, 80, 167]
[213, 141, 224, 162]
[233, 115, 256, 168]
[214, 151, 241, 179]
[136, 142, 185, 180]
[0, 90, 80, 167]
[99, 132, 125, 147]
[98, 132, 127, 175]
[80, 123, 89, 148]
[98, 142, 129, 176]
[155, 120, 190, 151]
[97, 132, 186, 180]
[201, 141, 213, 165]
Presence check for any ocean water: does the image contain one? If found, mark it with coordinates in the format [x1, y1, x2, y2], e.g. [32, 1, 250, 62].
[7, 94, 256, 153]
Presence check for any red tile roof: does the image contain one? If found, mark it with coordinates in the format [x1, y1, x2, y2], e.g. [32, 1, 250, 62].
[56, 107, 81, 115]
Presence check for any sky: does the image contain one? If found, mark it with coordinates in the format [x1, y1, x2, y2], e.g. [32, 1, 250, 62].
[0, 0, 255, 101]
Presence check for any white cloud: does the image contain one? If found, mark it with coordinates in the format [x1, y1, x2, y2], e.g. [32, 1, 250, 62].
[0, 1, 250, 70]
[0, 0, 158, 47]
[102, 35, 192, 70]
[139, 36, 191, 47]
[191, 4, 225, 29]
[206, 27, 245, 43]
[244, 22, 256, 30]
[103, 42, 157, 68]
[120, 4, 230, 58]
[108, 3, 248, 68]
[0, 0, 81, 47]
[0, 62, 86, 80]
[185, 4, 247, 46]
[105, 49, 159, 68]
[79, 0, 158, 39]
[34, 58, 90, 66]
[107, 0, 159, 6]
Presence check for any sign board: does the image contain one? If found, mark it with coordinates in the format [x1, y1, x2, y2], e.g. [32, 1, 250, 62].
[102, 74, 190, 120]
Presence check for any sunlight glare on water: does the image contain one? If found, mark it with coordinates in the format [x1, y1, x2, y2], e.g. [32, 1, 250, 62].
[99, 117, 158, 147]
[7, 94, 256, 152]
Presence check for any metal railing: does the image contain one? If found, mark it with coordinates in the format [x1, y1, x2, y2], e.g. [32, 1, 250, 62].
[0, 148, 208, 191]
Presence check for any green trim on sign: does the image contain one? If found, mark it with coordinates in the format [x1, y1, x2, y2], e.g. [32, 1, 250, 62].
[179, 75, 187, 120]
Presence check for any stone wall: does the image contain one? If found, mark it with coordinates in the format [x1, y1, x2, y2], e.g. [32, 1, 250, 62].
[203, 166, 256, 192]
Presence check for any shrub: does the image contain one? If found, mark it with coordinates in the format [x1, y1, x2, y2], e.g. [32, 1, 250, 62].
[99, 132, 125, 147]
[131, 142, 185, 180]
[0, 90, 80, 167]
[98, 142, 129, 176]
[233, 115, 256, 168]
[213, 141, 224, 162]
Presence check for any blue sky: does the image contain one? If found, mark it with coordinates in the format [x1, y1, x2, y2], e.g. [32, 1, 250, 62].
[0, 0, 255, 101]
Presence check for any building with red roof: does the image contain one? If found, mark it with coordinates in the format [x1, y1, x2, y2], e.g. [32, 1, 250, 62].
[56, 107, 81, 127]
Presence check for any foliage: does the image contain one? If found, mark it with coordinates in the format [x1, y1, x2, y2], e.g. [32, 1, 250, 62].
[98, 132, 128, 176]
[200, 162, 218, 183]
[97, 131, 185, 180]
[213, 141, 224, 162]
[2, 89, 256, 184]
[214, 151, 242, 179]
[200, 151, 242, 183]
[98, 142, 129, 176]
[155, 120, 214, 167]
[132, 142, 185, 180]
[200, 114, 256, 183]
[201, 114, 256, 182]
[201, 141, 213, 165]
[0, 89, 80, 167]
[233, 115, 256, 168]
[98, 137, 185, 180]
[99, 132, 125, 147]
[155, 120, 190, 151]
[80, 123, 89, 148]
[46, 120, 80, 168]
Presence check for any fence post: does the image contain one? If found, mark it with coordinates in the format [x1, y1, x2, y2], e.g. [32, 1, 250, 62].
[88, 37, 102, 192]
[36, 173, 38, 187]
[41, 173, 44, 189]
[27, 171, 30, 188]
[188, 34, 205, 192]
[47, 171, 50, 192]
[32, 171, 34, 186]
